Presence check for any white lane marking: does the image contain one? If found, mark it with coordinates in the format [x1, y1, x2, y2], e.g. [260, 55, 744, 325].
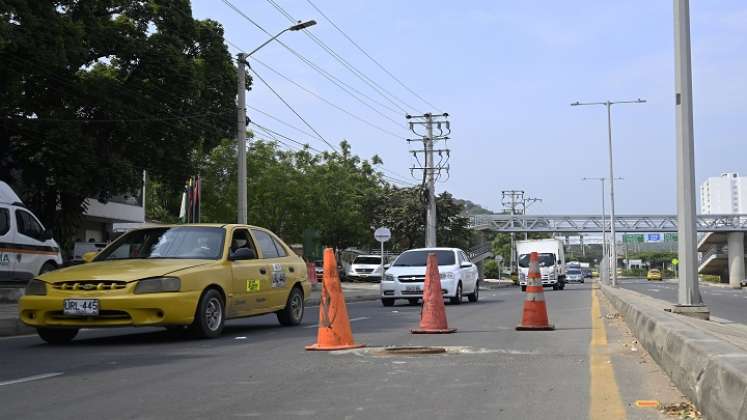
[303, 316, 370, 328]
[235, 336, 247, 340]
[0, 372, 64, 386]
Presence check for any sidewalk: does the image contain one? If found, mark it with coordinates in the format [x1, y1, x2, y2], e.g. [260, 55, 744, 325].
[602, 284, 747, 420]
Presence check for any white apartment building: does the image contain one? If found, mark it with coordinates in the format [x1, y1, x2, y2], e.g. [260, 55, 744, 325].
[700, 172, 747, 214]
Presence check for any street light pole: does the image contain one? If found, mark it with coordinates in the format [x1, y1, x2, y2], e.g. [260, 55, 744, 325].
[583, 177, 622, 285]
[571, 98, 645, 287]
[235, 20, 316, 224]
[673, 0, 707, 317]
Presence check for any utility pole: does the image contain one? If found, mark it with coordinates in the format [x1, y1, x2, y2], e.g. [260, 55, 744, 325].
[407, 113, 451, 248]
[521, 196, 542, 240]
[673, 0, 708, 318]
[234, 20, 316, 225]
[501, 190, 525, 275]
[236, 53, 248, 224]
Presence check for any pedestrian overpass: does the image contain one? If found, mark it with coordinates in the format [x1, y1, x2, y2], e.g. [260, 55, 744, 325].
[467, 214, 747, 287]
[468, 214, 747, 233]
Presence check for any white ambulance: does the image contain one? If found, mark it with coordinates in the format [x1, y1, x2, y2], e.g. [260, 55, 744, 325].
[0, 181, 62, 283]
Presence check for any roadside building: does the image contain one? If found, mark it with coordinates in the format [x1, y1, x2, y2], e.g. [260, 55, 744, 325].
[698, 172, 747, 287]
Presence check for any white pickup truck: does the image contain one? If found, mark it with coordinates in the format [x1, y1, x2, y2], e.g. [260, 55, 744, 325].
[517, 238, 566, 291]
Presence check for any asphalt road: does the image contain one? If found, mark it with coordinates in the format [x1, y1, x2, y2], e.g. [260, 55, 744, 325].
[0, 283, 685, 419]
[619, 278, 747, 324]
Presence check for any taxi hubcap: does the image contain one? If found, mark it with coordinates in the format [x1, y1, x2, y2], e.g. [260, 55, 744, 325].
[291, 293, 303, 320]
[205, 297, 222, 330]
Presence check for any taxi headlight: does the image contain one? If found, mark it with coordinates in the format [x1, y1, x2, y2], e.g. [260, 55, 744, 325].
[25, 279, 47, 296]
[134, 277, 181, 294]
[440, 272, 455, 280]
[384, 274, 395, 282]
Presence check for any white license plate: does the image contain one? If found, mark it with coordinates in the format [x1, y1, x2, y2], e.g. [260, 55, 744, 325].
[405, 285, 421, 291]
[63, 299, 99, 316]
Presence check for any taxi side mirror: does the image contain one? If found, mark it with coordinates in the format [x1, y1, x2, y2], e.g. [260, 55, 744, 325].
[82, 251, 98, 263]
[384, 264, 391, 269]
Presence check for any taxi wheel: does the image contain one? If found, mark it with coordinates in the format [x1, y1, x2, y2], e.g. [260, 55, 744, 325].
[277, 286, 304, 326]
[190, 289, 225, 338]
[407, 298, 419, 305]
[38, 328, 78, 344]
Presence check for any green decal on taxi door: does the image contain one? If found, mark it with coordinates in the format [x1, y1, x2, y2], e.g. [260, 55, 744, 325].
[246, 279, 260, 292]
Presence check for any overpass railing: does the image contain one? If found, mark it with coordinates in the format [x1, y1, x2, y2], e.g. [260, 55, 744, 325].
[468, 214, 747, 233]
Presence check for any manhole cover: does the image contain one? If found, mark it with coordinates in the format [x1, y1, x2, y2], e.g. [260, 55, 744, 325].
[380, 346, 447, 355]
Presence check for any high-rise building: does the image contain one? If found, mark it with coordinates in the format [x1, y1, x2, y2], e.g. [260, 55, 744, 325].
[700, 172, 747, 214]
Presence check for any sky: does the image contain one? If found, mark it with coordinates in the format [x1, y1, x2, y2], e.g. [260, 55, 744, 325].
[191, 0, 747, 215]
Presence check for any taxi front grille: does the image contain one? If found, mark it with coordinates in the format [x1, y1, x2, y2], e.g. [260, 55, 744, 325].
[49, 310, 131, 320]
[51, 281, 127, 291]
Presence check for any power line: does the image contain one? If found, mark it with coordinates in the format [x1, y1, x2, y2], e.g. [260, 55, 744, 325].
[264, 0, 416, 113]
[252, 122, 415, 187]
[246, 105, 321, 140]
[248, 65, 338, 152]
[305, 0, 441, 112]
[250, 57, 404, 140]
[220, 0, 407, 123]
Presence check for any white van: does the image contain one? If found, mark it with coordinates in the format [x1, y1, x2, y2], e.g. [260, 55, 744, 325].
[0, 181, 62, 282]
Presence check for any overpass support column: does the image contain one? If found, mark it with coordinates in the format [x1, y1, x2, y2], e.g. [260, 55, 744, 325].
[727, 232, 744, 288]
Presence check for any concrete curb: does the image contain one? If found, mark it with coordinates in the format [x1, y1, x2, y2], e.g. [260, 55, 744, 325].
[601, 284, 747, 420]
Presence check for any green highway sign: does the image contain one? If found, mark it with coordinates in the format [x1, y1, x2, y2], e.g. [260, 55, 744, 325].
[623, 234, 644, 244]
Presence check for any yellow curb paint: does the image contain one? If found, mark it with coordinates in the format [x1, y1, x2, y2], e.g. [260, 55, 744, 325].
[634, 400, 660, 408]
[590, 288, 626, 419]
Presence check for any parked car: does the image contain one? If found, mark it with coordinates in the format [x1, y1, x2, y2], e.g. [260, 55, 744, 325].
[565, 268, 585, 283]
[19, 224, 310, 344]
[582, 267, 592, 278]
[346, 255, 384, 282]
[0, 181, 62, 283]
[646, 268, 662, 281]
[380, 247, 479, 306]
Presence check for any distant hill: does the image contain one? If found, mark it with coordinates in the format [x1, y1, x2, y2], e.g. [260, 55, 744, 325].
[454, 198, 496, 216]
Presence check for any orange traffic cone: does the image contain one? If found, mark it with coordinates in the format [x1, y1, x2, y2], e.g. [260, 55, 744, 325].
[516, 251, 555, 331]
[411, 253, 457, 334]
[306, 248, 365, 351]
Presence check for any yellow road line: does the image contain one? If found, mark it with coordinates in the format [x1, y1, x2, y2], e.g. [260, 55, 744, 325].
[590, 288, 626, 419]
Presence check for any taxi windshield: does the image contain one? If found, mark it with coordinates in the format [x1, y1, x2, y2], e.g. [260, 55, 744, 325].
[97, 227, 225, 261]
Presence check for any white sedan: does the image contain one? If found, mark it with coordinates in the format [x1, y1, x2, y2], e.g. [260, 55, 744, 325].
[380, 247, 479, 306]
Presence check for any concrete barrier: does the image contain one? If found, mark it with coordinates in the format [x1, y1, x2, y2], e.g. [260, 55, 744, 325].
[601, 285, 747, 420]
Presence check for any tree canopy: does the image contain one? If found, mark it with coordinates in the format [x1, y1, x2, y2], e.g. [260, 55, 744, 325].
[1, 0, 239, 248]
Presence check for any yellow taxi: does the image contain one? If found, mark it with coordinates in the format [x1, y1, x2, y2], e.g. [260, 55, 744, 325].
[19, 224, 310, 344]
[646, 268, 663, 281]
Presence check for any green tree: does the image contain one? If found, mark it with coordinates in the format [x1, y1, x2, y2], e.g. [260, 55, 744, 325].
[1, 0, 239, 251]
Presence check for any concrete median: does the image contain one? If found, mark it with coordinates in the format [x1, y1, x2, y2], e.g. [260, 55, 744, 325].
[601, 284, 747, 420]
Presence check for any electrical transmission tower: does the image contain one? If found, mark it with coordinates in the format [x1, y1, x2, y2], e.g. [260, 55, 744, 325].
[407, 112, 451, 248]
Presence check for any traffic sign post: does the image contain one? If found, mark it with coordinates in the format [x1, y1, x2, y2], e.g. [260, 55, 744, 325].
[374, 227, 392, 282]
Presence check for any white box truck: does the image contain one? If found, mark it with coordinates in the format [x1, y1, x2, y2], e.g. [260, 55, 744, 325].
[517, 238, 566, 291]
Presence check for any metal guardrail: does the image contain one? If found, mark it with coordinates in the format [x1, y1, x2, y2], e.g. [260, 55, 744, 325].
[468, 214, 747, 233]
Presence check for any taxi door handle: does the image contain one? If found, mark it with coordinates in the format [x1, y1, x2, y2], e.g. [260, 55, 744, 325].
[289, 267, 295, 273]
[259, 268, 267, 275]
